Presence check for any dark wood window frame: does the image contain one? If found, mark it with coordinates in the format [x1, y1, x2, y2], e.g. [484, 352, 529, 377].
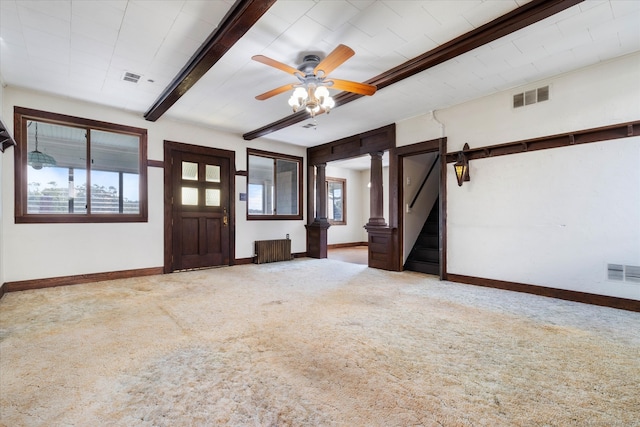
[246, 148, 303, 221]
[326, 176, 346, 225]
[14, 106, 148, 223]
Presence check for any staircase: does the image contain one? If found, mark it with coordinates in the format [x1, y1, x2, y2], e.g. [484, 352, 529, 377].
[404, 199, 440, 275]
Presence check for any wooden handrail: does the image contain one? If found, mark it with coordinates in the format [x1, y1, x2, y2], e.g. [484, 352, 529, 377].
[409, 155, 439, 210]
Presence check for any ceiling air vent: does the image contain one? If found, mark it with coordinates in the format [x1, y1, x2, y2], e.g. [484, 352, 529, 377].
[122, 71, 142, 84]
[513, 85, 549, 108]
[302, 123, 316, 129]
[607, 264, 640, 283]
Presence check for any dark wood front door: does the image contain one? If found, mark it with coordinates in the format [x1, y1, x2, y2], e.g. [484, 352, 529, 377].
[166, 143, 234, 271]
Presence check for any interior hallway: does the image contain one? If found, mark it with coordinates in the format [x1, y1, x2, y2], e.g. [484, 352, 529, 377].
[327, 245, 368, 265]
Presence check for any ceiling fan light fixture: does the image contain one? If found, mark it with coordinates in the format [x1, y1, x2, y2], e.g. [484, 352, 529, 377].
[253, 44, 375, 118]
[288, 84, 335, 117]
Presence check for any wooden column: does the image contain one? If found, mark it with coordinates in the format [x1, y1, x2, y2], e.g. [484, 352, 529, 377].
[306, 163, 330, 258]
[365, 151, 398, 271]
[367, 151, 386, 227]
[315, 163, 328, 222]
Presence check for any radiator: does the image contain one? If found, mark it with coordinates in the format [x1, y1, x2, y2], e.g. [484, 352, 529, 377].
[255, 239, 292, 264]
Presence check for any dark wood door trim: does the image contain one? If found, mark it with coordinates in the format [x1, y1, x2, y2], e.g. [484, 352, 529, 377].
[163, 141, 236, 273]
[243, 0, 582, 140]
[390, 138, 446, 277]
[145, 0, 277, 122]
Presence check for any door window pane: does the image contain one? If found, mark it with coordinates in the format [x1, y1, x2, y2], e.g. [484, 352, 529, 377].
[182, 187, 198, 205]
[182, 161, 198, 180]
[206, 189, 221, 206]
[206, 165, 220, 182]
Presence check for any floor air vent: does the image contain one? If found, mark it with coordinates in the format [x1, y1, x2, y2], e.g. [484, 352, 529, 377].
[607, 264, 640, 283]
[513, 85, 549, 108]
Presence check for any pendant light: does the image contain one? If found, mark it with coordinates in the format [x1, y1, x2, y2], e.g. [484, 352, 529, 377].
[27, 122, 56, 170]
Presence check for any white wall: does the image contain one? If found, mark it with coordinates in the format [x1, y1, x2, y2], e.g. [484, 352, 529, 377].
[1, 88, 307, 282]
[325, 165, 367, 245]
[439, 52, 640, 299]
[396, 111, 445, 148]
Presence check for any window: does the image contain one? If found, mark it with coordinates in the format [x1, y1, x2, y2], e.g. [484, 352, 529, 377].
[247, 148, 302, 220]
[14, 107, 147, 223]
[327, 177, 346, 225]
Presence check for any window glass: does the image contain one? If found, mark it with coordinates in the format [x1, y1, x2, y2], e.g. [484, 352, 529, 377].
[90, 129, 140, 214]
[15, 107, 147, 223]
[247, 149, 302, 220]
[327, 177, 346, 224]
[275, 159, 298, 215]
[27, 121, 87, 214]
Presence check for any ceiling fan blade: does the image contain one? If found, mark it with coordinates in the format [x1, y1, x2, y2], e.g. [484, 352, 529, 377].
[255, 83, 297, 100]
[252, 55, 301, 76]
[326, 79, 377, 96]
[314, 44, 354, 77]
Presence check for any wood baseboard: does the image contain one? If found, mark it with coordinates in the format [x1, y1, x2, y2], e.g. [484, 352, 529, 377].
[328, 242, 368, 249]
[446, 274, 640, 312]
[3, 267, 164, 294]
[0, 284, 5, 300]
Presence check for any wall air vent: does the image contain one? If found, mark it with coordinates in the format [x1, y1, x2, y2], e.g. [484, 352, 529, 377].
[625, 265, 640, 283]
[607, 264, 640, 283]
[122, 71, 142, 83]
[513, 85, 549, 108]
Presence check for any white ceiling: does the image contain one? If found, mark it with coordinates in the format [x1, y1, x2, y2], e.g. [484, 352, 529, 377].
[1, 0, 639, 151]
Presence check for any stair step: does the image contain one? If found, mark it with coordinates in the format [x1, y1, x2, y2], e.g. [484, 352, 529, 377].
[422, 221, 439, 234]
[404, 260, 439, 275]
[409, 246, 439, 263]
[416, 233, 438, 247]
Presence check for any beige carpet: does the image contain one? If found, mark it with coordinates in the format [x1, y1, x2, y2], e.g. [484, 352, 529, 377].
[1, 258, 638, 426]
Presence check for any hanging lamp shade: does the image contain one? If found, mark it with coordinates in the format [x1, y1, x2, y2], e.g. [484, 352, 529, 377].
[27, 149, 57, 170]
[27, 122, 56, 170]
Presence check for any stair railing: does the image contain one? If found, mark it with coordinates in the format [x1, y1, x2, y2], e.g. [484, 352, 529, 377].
[409, 154, 440, 210]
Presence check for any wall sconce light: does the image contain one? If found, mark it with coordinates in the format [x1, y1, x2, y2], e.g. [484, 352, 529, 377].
[454, 143, 470, 187]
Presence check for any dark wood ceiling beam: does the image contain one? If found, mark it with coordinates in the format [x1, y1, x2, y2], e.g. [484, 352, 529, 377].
[243, 0, 583, 141]
[144, 0, 277, 122]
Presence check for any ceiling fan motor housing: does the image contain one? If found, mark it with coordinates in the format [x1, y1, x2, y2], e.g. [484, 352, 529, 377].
[298, 55, 322, 76]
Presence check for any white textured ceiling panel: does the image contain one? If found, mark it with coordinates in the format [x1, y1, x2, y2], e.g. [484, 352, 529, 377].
[0, 0, 638, 149]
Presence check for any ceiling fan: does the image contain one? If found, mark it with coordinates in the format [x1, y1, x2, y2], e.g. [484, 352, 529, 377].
[252, 44, 377, 117]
